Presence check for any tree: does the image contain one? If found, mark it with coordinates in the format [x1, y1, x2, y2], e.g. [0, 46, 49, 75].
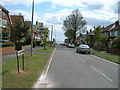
[112, 36, 120, 49]
[64, 30, 74, 43]
[9, 19, 30, 50]
[42, 29, 48, 50]
[93, 26, 108, 49]
[63, 9, 87, 45]
[85, 35, 90, 44]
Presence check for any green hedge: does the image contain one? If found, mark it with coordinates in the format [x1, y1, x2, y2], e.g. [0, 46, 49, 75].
[34, 40, 42, 46]
[2, 41, 15, 47]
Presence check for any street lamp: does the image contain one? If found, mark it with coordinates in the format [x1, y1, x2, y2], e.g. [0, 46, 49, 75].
[31, 0, 34, 56]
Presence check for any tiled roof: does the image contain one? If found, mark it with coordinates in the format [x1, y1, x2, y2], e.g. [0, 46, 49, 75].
[110, 25, 120, 31]
[10, 15, 24, 25]
[103, 24, 114, 32]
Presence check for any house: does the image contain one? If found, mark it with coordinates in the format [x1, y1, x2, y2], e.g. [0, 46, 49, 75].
[24, 21, 31, 32]
[103, 20, 120, 41]
[76, 36, 81, 45]
[33, 21, 49, 41]
[0, 4, 11, 39]
[10, 15, 24, 42]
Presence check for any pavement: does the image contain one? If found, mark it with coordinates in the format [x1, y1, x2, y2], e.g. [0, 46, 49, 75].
[34, 45, 119, 88]
[1, 46, 48, 63]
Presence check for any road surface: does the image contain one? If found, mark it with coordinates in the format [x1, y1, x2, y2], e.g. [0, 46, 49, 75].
[45, 45, 119, 88]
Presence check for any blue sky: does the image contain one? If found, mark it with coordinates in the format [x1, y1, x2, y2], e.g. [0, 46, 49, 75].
[1, 0, 119, 43]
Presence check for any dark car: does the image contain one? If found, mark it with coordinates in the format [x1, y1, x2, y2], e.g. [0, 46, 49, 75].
[76, 44, 90, 54]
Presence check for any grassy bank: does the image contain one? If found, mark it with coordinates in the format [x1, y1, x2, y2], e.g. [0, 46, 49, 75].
[36, 47, 55, 53]
[2, 47, 54, 88]
[91, 51, 119, 63]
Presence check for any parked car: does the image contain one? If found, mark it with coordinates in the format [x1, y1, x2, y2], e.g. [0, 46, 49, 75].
[68, 43, 74, 48]
[76, 44, 90, 54]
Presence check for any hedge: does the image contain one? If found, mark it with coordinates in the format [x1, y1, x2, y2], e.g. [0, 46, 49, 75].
[2, 41, 15, 47]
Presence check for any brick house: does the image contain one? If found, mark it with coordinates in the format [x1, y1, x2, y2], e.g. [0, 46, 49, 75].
[0, 4, 11, 39]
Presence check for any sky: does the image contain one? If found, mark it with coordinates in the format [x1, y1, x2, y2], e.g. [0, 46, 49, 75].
[1, 0, 119, 43]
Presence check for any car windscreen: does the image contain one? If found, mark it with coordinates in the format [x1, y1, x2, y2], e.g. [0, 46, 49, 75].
[79, 45, 90, 48]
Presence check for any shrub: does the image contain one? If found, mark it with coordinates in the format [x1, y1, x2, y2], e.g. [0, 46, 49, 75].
[34, 40, 42, 46]
[112, 36, 120, 49]
[2, 41, 15, 47]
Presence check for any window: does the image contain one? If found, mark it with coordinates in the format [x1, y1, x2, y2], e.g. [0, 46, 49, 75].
[110, 31, 115, 37]
[2, 12, 6, 16]
[0, 18, 2, 27]
[118, 31, 120, 36]
[1, 19, 7, 28]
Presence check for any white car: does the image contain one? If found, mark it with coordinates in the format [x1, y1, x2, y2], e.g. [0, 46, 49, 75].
[68, 43, 74, 48]
[76, 44, 90, 54]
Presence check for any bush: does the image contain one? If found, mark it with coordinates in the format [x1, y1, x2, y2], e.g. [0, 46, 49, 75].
[112, 36, 120, 49]
[34, 40, 42, 46]
[2, 41, 15, 47]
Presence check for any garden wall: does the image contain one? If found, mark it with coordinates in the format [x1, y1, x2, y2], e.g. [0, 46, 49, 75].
[0, 47, 15, 55]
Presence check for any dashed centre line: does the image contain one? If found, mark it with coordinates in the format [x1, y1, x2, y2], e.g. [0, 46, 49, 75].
[90, 65, 113, 82]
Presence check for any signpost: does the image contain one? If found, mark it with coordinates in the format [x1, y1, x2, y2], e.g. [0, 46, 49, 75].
[16, 50, 25, 73]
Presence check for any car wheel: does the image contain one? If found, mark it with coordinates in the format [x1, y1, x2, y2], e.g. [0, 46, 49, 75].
[88, 51, 90, 54]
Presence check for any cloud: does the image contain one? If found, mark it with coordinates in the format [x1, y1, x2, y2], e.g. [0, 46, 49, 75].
[43, 9, 72, 25]
[84, 3, 103, 10]
[3, 0, 119, 42]
[9, 10, 40, 24]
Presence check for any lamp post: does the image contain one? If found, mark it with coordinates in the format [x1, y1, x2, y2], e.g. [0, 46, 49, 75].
[51, 25, 53, 42]
[31, 0, 34, 56]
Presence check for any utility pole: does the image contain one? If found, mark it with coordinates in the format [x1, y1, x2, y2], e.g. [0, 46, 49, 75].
[31, 0, 34, 56]
[51, 25, 53, 42]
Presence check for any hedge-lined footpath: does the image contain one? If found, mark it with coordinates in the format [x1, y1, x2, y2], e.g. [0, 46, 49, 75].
[91, 51, 119, 64]
[2, 47, 54, 88]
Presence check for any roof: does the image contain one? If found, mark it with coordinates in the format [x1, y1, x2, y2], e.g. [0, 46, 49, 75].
[10, 15, 24, 25]
[103, 22, 120, 32]
[103, 24, 114, 32]
[24, 21, 32, 26]
[110, 25, 120, 31]
[0, 4, 9, 13]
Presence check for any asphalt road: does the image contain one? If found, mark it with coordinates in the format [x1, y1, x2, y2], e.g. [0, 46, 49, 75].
[45, 45, 119, 88]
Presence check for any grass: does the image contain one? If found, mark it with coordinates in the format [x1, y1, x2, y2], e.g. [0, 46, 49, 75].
[36, 47, 55, 53]
[0, 63, 2, 89]
[2, 47, 54, 88]
[91, 51, 119, 63]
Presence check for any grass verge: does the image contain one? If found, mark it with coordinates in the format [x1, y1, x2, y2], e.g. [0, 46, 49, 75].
[91, 51, 119, 63]
[2, 47, 54, 88]
[36, 47, 54, 53]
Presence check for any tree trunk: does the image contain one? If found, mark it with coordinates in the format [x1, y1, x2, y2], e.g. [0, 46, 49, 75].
[73, 32, 76, 45]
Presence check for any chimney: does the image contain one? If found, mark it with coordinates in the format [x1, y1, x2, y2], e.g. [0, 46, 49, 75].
[115, 20, 119, 26]
[36, 21, 38, 25]
[90, 29, 92, 33]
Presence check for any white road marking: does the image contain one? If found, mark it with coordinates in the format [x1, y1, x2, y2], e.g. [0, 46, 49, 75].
[45, 48, 56, 77]
[90, 65, 113, 82]
[80, 58, 85, 62]
[91, 55, 118, 66]
[33, 48, 56, 88]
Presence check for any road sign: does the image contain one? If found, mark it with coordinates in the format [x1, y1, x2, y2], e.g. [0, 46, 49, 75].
[16, 49, 25, 73]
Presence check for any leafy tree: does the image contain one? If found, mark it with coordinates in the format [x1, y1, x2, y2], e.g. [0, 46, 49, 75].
[85, 35, 90, 44]
[42, 29, 48, 50]
[93, 26, 108, 49]
[112, 36, 120, 49]
[64, 30, 74, 43]
[9, 19, 30, 50]
[63, 9, 87, 45]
